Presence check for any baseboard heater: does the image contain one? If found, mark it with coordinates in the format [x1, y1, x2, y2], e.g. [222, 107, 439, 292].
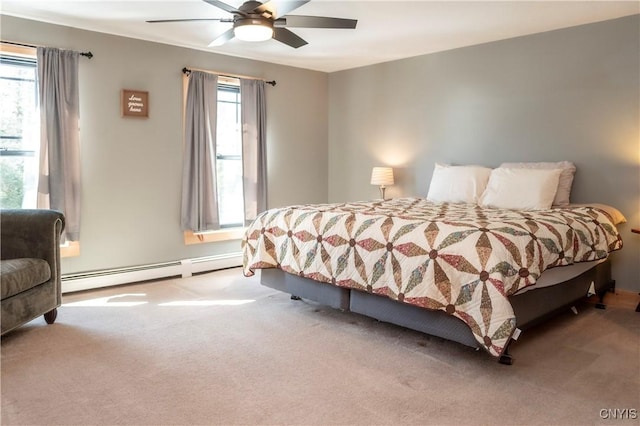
[61, 252, 243, 293]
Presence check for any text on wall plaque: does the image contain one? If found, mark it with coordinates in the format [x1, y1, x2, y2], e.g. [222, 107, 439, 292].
[121, 89, 149, 118]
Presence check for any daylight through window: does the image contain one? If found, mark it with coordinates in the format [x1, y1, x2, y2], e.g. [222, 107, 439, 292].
[0, 52, 38, 209]
[216, 82, 244, 228]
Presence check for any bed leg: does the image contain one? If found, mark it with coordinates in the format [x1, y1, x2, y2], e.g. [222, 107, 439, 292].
[499, 350, 514, 365]
[595, 279, 615, 310]
[498, 341, 514, 366]
[290, 295, 302, 301]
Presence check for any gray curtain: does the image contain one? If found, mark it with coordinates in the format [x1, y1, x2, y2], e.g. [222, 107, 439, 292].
[240, 79, 267, 224]
[181, 71, 219, 232]
[36, 47, 81, 242]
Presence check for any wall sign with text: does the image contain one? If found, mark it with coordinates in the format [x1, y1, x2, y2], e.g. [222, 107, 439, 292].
[121, 89, 149, 118]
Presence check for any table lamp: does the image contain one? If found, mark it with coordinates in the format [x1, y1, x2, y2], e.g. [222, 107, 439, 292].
[370, 167, 394, 200]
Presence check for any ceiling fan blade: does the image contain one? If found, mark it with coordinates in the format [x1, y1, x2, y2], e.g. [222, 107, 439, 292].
[275, 15, 357, 29]
[147, 18, 232, 23]
[209, 28, 236, 46]
[255, 1, 310, 18]
[202, 0, 246, 15]
[272, 27, 307, 48]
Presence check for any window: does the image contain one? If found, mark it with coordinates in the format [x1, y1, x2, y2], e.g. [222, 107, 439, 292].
[182, 74, 248, 244]
[0, 50, 38, 209]
[216, 82, 244, 228]
[0, 44, 79, 257]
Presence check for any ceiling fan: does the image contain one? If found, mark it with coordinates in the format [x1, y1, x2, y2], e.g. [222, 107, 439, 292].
[146, 0, 358, 48]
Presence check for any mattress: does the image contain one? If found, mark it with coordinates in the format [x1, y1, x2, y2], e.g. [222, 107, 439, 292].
[515, 258, 607, 294]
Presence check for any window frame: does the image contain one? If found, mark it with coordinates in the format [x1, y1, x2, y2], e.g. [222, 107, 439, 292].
[215, 82, 245, 229]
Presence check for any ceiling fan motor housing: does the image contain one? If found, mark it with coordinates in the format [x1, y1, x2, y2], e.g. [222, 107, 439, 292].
[239, 1, 266, 12]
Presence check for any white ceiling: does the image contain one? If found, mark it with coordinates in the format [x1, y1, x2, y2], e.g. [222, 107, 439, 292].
[1, 1, 638, 72]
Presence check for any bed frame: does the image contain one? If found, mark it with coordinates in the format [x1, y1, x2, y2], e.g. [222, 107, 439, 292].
[260, 259, 615, 365]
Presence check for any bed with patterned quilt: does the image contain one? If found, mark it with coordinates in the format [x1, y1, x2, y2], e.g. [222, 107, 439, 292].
[242, 163, 624, 364]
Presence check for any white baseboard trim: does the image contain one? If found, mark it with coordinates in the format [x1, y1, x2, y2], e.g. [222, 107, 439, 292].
[61, 252, 243, 293]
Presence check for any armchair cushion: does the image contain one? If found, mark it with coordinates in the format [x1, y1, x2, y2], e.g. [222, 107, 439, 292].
[1, 258, 51, 299]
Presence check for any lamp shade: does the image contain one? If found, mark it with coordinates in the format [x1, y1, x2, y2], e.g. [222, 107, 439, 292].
[234, 19, 274, 42]
[370, 167, 394, 186]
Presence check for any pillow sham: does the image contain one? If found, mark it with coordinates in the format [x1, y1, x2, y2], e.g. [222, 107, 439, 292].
[426, 163, 492, 204]
[499, 161, 576, 206]
[479, 167, 562, 210]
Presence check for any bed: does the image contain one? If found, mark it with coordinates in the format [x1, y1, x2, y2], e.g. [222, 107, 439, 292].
[242, 164, 624, 364]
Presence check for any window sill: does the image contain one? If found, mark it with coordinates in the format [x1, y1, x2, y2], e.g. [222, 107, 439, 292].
[184, 227, 246, 245]
[61, 241, 80, 258]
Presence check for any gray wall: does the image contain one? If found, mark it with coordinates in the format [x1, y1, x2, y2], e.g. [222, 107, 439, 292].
[1, 15, 328, 274]
[328, 15, 640, 291]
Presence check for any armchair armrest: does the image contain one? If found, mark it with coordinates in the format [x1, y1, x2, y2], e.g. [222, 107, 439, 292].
[1, 209, 66, 291]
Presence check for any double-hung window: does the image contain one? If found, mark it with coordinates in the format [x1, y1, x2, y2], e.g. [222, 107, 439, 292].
[216, 82, 244, 229]
[0, 50, 38, 209]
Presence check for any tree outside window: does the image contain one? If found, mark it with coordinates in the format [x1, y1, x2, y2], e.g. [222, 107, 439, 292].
[0, 54, 38, 209]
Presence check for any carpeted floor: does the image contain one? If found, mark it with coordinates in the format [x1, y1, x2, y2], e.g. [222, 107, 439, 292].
[1, 267, 639, 425]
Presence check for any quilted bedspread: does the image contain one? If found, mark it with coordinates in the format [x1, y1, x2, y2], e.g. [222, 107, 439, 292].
[242, 198, 622, 357]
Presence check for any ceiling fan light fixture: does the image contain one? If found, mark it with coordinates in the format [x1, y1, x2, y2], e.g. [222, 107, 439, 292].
[234, 18, 273, 42]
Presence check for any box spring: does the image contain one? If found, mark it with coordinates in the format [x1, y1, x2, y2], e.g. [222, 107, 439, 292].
[260, 259, 613, 353]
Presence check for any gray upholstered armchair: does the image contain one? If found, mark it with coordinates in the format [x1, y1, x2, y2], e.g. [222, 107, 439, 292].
[1, 209, 65, 335]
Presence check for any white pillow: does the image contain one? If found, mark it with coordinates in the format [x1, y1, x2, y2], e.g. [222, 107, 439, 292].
[499, 161, 576, 206]
[479, 168, 562, 210]
[427, 163, 492, 204]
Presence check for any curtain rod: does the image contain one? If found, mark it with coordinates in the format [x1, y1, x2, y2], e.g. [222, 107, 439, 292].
[182, 67, 276, 86]
[1, 41, 93, 58]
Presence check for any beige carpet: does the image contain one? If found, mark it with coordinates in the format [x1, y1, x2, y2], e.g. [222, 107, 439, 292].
[1, 267, 639, 425]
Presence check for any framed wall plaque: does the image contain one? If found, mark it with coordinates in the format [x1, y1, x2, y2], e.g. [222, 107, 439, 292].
[121, 89, 148, 118]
